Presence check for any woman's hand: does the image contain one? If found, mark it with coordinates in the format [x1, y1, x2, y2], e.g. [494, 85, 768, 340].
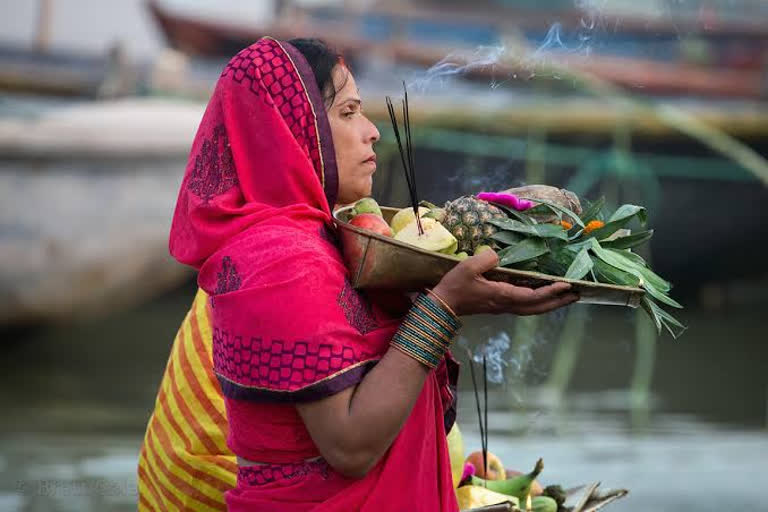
[432, 249, 579, 316]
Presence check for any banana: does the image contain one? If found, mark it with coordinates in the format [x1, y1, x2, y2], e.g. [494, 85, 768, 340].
[469, 458, 544, 502]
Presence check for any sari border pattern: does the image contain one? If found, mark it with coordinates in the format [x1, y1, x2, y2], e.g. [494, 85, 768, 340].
[216, 359, 378, 403]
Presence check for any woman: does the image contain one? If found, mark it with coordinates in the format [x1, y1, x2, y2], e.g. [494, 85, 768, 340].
[139, 37, 577, 511]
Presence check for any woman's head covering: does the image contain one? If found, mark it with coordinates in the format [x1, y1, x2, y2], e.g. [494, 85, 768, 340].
[169, 37, 338, 269]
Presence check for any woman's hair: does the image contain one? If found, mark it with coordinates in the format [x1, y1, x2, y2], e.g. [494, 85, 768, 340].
[289, 38, 347, 107]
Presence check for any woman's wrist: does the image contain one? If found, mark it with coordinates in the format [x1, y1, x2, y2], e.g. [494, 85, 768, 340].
[390, 293, 461, 369]
[428, 285, 461, 317]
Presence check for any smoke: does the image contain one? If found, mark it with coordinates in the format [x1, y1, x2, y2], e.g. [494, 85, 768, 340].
[404, 0, 601, 96]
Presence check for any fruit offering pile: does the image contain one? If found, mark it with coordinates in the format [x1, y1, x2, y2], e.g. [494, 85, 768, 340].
[344, 184, 685, 339]
[446, 425, 564, 512]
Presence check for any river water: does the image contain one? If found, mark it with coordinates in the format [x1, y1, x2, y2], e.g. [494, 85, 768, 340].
[0, 279, 766, 511]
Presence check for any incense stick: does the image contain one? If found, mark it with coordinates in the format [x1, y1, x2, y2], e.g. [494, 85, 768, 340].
[385, 83, 423, 235]
[483, 355, 489, 481]
[467, 349, 487, 486]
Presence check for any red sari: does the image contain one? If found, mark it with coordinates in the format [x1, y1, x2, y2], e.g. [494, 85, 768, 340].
[168, 37, 459, 511]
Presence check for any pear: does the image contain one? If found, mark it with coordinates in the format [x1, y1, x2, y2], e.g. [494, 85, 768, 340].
[390, 206, 429, 234]
[352, 197, 383, 218]
[394, 217, 458, 254]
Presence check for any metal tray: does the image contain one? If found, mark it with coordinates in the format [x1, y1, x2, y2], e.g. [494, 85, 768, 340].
[333, 205, 644, 308]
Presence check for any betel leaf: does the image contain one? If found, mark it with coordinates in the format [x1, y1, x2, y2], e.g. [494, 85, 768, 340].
[564, 247, 593, 280]
[601, 229, 654, 249]
[498, 238, 550, 266]
[516, 196, 586, 229]
[583, 204, 647, 241]
[488, 218, 568, 240]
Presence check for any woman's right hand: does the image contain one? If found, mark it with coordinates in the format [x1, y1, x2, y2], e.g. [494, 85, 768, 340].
[431, 249, 579, 317]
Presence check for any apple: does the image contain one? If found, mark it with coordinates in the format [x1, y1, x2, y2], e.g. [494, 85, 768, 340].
[349, 213, 393, 237]
[465, 450, 505, 481]
[352, 197, 383, 218]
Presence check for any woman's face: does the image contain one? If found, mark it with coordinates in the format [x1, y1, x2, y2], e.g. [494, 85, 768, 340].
[326, 66, 380, 206]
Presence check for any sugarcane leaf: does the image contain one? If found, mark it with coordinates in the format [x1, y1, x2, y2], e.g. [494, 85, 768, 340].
[488, 219, 568, 240]
[490, 230, 523, 246]
[565, 247, 593, 280]
[498, 238, 550, 266]
[516, 197, 586, 228]
[601, 229, 654, 249]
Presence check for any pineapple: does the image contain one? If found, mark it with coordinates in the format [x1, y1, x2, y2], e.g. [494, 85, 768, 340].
[441, 196, 507, 253]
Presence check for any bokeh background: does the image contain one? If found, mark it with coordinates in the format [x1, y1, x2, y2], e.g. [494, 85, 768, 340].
[1, 1, 767, 511]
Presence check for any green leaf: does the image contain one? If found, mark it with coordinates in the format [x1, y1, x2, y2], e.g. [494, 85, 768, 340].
[583, 204, 647, 241]
[498, 238, 550, 266]
[517, 197, 586, 228]
[608, 248, 647, 268]
[609, 204, 647, 225]
[592, 258, 642, 287]
[642, 297, 687, 339]
[601, 229, 654, 249]
[579, 196, 605, 224]
[565, 247, 593, 280]
[489, 203, 537, 225]
[537, 249, 576, 276]
[488, 219, 568, 240]
[490, 230, 523, 246]
[523, 204, 553, 218]
[589, 239, 675, 300]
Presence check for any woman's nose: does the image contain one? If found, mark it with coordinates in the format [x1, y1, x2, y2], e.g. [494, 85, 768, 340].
[366, 117, 380, 143]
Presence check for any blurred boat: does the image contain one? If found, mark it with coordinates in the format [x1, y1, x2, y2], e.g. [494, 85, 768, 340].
[0, 43, 140, 98]
[146, 0, 768, 100]
[0, 98, 202, 326]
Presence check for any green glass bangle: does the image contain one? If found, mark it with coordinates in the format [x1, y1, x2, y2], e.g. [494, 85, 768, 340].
[391, 336, 441, 368]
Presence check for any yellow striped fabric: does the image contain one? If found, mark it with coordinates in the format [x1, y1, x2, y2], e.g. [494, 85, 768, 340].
[138, 288, 236, 511]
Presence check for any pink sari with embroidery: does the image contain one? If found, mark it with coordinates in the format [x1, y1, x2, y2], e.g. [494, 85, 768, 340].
[168, 38, 459, 511]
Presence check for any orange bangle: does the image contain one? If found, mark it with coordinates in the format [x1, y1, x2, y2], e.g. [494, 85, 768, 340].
[425, 288, 458, 318]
